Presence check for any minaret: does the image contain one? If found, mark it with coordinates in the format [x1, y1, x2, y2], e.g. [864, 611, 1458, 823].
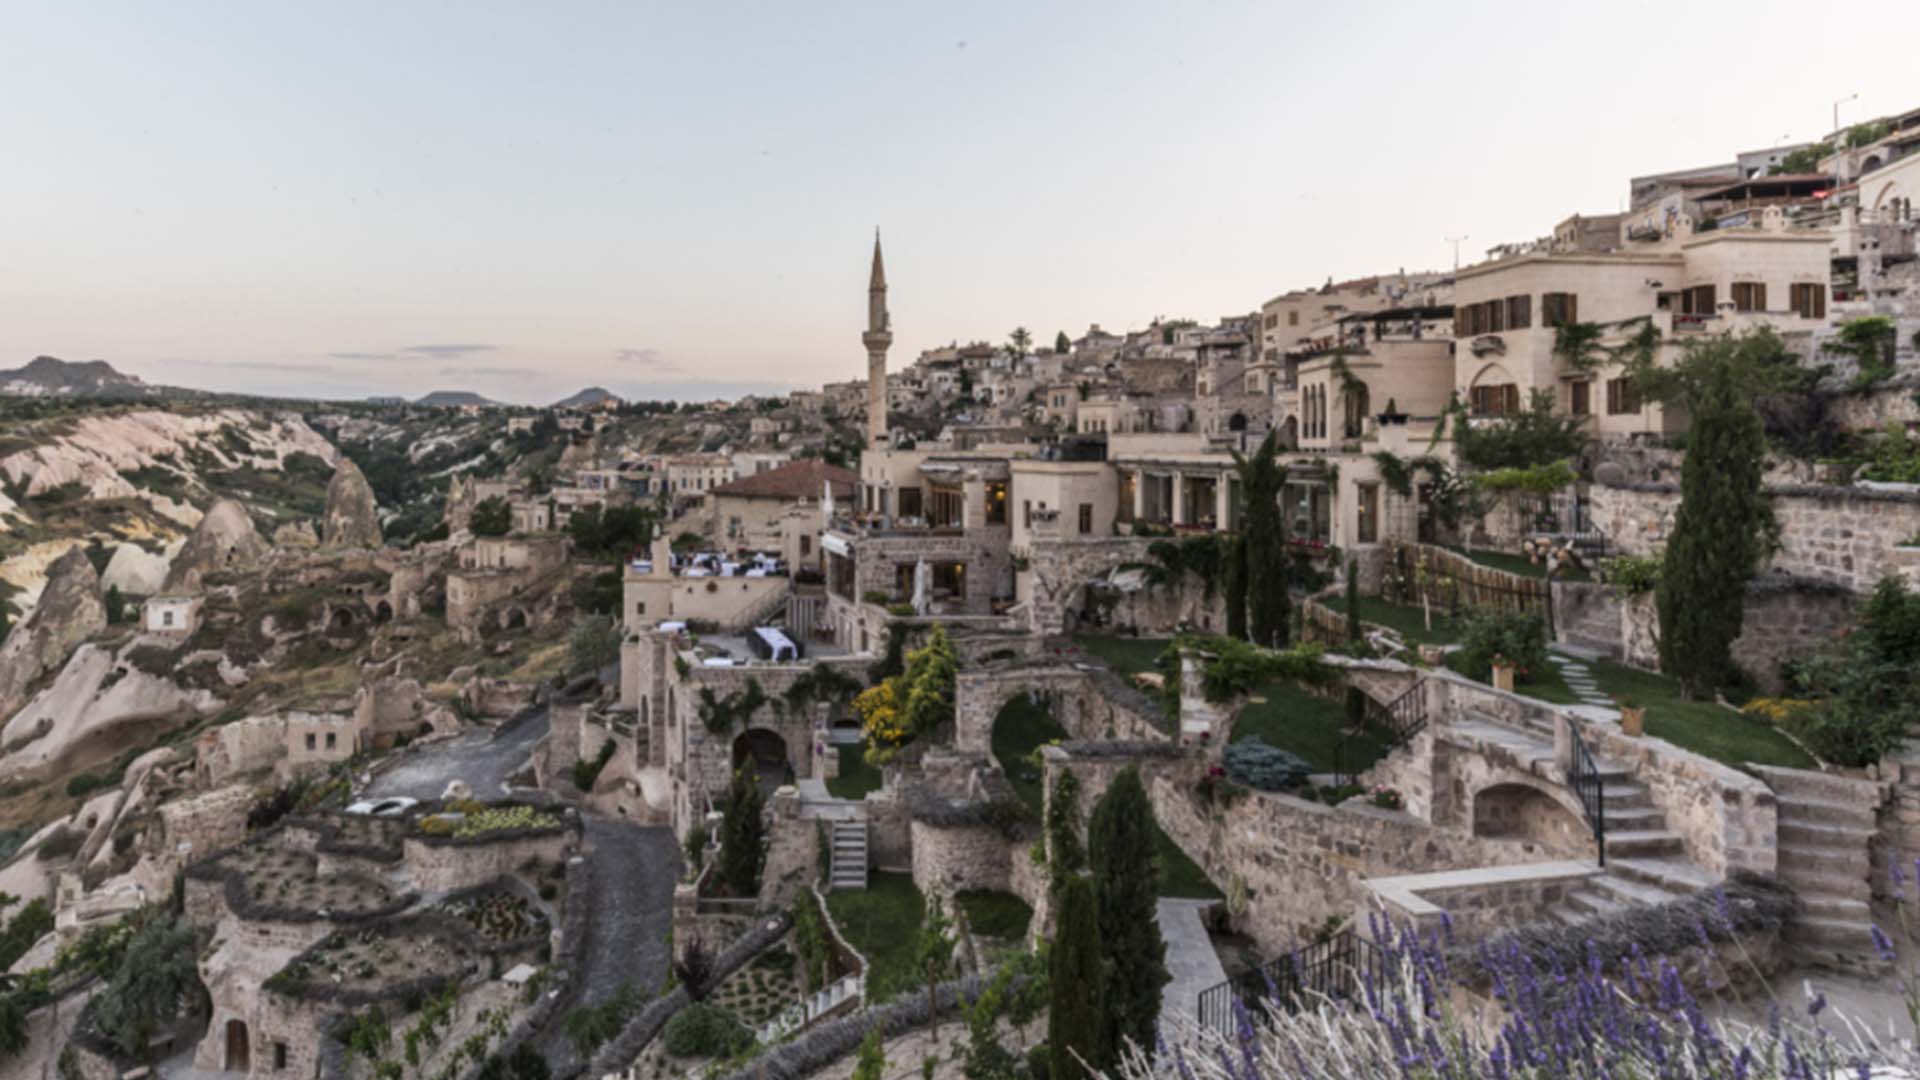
[862, 230, 892, 446]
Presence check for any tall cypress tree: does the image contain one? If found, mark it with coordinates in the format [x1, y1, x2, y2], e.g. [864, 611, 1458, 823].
[1654, 337, 1776, 698]
[1225, 533, 1248, 640]
[1048, 874, 1104, 1080]
[1233, 430, 1290, 647]
[717, 762, 765, 895]
[1087, 767, 1169, 1067]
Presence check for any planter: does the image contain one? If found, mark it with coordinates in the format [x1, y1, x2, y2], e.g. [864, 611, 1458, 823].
[1619, 706, 1645, 737]
[1490, 662, 1517, 693]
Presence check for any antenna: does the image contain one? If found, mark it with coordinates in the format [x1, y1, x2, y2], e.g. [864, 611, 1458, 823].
[1445, 236, 1469, 272]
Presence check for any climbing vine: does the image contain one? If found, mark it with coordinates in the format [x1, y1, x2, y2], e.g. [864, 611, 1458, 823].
[698, 677, 768, 735]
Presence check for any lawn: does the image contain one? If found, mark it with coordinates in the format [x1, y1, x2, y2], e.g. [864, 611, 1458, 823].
[1352, 596, 1465, 646]
[1072, 634, 1173, 679]
[824, 871, 925, 1003]
[1444, 545, 1592, 583]
[1519, 658, 1815, 770]
[1229, 681, 1386, 776]
[990, 694, 1068, 814]
[1154, 823, 1222, 899]
[825, 742, 883, 800]
[955, 889, 1033, 940]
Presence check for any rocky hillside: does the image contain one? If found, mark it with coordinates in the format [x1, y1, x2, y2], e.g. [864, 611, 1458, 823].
[0, 357, 166, 400]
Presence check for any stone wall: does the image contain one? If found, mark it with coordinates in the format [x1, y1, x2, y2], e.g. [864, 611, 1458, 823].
[758, 793, 820, 909]
[1591, 480, 1920, 595]
[1876, 757, 1920, 902]
[158, 783, 255, 861]
[909, 818, 1014, 899]
[1364, 861, 1601, 940]
[953, 664, 1166, 755]
[865, 787, 912, 873]
[1022, 537, 1155, 634]
[401, 828, 577, 893]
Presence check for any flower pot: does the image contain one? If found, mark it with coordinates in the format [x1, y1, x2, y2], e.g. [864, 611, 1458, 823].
[1490, 662, 1516, 693]
[1620, 706, 1645, 737]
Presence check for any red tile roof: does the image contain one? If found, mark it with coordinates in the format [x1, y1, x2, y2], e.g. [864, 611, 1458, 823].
[708, 460, 858, 500]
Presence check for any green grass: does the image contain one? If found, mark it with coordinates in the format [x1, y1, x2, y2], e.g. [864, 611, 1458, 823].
[1443, 545, 1592, 583]
[1229, 681, 1385, 775]
[990, 695, 1069, 814]
[1351, 596, 1465, 646]
[1072, 635, 1173, 678]
[824, 871, 925, 1003]
[825, 742, 883, 800]
[1519, 658, 1815, 770]
[1153, 821, 1223, 899]
[955, 890, 1033, 940]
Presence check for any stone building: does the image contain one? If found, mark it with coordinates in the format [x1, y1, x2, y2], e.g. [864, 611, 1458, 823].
[445, 533, 573, 638]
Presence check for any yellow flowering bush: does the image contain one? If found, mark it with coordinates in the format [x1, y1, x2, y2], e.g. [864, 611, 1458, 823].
[1740, 697, 1816, 724]
[856, 626, 958, 765]
[855, 680, 907, 749]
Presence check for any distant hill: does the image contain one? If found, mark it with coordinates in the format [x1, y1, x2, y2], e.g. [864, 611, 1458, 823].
[553, 386, 620, 409]
[414, 390, 497, 408]
[0, 356, 159, 399]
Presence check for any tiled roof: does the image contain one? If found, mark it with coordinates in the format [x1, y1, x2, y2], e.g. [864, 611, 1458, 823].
[708, 460, 858, 500]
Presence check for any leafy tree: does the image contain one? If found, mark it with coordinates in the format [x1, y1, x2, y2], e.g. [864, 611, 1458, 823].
[1231, 431, 1289, 647]
[1772, 142, 1831, 175]
[1088, 768, 1168, 1068]
[91, 915, 203, 1061]
[1783, 577, 1920, 766]
[851, 1025, 888, 1080]
[566, 614, 622, 676]
[1054, 330, 1071, 354]
[1044, 769, 1086, 891]
[1048, 875, 1104, 1080]
[959, 963, 1021, 1080]
[1007, 327, 1033, 361]
[1646, 334, 1778, 697]
[915, 892, 955, 1046]
[567, 505, 605, 553]
[858, 627, 958, 764]
[0, 899, 51, 972]
[1450, 389, 1589, 471]
[104, 585, 126, 625]
[718, 762, 766, 896]
[471, 496, 512, 537]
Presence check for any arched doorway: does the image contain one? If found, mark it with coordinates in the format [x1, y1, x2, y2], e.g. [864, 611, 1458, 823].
[374, 600, 393, 623]
[989, 693, 1067, 813]
[225, 1018, 251, 1072]
[330, 607, 355, 631]
[503, 608, 528, 630]
[732, 728, 790, 791]
[1472, 782, 1591, 855]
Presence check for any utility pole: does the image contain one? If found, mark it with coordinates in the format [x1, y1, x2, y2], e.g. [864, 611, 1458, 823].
[1833, 93, 1858, 139]
[1445, 235, 1468, 273]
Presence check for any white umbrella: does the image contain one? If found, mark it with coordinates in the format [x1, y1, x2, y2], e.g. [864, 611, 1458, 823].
[912, 559, 932, 616]
[821, 479, 835, 526]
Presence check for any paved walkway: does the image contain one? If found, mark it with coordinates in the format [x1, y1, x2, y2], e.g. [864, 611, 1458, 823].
[796, 777, 867, 821]
[1549, 652, 1621, 720]
[363, 706, 550, 800]
[1156, 898, 1228, 1035]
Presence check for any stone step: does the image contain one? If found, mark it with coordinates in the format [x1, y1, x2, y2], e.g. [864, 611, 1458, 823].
[1609, 856, 1716, 895]
[1603, 830, 1685, 858]
[1590, 873, 1681, 908]
[1605, 806, 1666, 831]
[1779, 819, 1875, 849]
[1777, 868, 1872, 902]
[1787, 916, 1876, 950]
[1798, 895, 1871, 921]
[1777, 843, 1870, 879]
[1563, 887, 1632, 920]
[1775, 797, 1877, 830]
[1750, 764, 1884, 806]
[1600, 785, 1654, 812]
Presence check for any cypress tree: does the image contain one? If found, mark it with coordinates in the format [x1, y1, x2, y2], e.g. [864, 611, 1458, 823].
[1233, 430, 1290, 647]
[1225, 534, 1248, 640]
[1048, 875, 1104, 1080]
[717, 762, 765, 896]
[1087, 767, 1169, 1067]
[1344, 557, 1361, 646]
[1655, 338, 1775, 698]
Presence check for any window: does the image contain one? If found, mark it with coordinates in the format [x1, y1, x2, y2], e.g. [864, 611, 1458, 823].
[162, 610, 174, 627]
[1288, 311, 1299, 326]
[325, 732, 336, 750]
[1731, 282, 1766, 312]
[1505, 294, 1533, 329]
[799, 535, 811, 557]
[1683, 284, 1716, 315]
[1542, 292, 1579, 327]
[1569, 380, 1590, 417]
[1790, 283, 1827, 319]
[1023, 500, 1032, 529]
[1078, 503, 1093, 535]
[1470, 384, 1521, 416]
[1264, 313, 1277, 329]
[635, 600, 646, 615]
[274, 1043, 288, 1071]
[304, 733, 316, 751]
[1606, 377, 1641, 415]
[1356, 483, 1379, 544]
[987, 482, 1007, 524]
[896, 487, 922, 518]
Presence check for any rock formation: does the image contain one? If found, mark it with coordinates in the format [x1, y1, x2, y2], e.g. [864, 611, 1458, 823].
[162, 498, 268, 592]
[101, 539, 181, 596]
[273, 520, 319, 548]
[0, 546, 106, 721]
[323, 458, 383, 548]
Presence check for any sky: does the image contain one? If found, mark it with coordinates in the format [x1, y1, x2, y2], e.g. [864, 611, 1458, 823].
[1, 1, 1913, 405]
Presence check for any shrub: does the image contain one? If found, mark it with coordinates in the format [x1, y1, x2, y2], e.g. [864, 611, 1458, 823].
[1451, 608, 1549, 683]
[1221, 737, 1311, 792]
[660, 1002, 752, 1058]
[1781, 577, 1920, 766]
[1602, 554, 1663, 595]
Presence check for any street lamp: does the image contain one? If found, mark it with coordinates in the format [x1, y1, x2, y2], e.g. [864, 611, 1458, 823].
[1833, 93, 1859, 138]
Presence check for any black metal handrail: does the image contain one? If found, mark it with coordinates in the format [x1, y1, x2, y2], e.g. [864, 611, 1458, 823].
[1567, 721, 1608, 866]
[1195, 930, 1383, 1036]
[1367, 682, 1428, 748]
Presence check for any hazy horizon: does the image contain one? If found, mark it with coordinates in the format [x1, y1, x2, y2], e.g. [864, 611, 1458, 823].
[2, 1, 1913, 404]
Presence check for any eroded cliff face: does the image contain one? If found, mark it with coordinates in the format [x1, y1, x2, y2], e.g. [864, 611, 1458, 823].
[322, 457, 383, 548]
[0, 546, 106, 722]
[163, 498, 268, 592]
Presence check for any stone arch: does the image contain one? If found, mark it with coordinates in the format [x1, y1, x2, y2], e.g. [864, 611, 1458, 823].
[732, 727, 790, 788]
[330, 606, 356, 631]
[1468, 361, 1516, 390]
[225, 1018, 251, 1073]
[374, 599, 393, 623]
[1227, 411, 1248, 432]
[1470, 780, 1593, 856]
[502, 607, 528, 630]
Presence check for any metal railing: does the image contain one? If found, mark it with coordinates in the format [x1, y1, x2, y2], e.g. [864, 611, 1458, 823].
[1368, 683, 1428, 747]
[1195, 930, 1384, 1036]
[1567, 721, 1608, 866]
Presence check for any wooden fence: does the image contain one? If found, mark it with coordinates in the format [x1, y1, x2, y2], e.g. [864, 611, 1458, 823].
[1377, 541, 1548, 619]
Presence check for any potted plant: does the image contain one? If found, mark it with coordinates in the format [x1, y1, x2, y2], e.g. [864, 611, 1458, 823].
[1617, 695, 1645, 737]
[1489, 652, 1517, 692]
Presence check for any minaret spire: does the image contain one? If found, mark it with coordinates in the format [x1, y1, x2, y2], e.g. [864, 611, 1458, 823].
[863, 229, 893, 446]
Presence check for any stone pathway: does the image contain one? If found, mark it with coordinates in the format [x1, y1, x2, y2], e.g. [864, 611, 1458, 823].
[1156, 898, 1228, 1036]
[1548, 652, 1619, 719]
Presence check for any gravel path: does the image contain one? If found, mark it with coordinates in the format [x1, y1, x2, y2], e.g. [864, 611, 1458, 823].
[537, 817, 680, 1069]
[363, 706, 549, 800]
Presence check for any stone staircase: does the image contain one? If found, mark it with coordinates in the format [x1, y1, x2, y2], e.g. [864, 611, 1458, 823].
[828, 819, 868, 891]
[1749, 764, 1883, 967]
[1452, 714, 1714, 925]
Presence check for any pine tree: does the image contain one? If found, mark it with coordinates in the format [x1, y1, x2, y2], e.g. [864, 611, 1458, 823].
[1225, 534, 1248, 640]
[1054, 330, 1071, 354]
[1653, 336, 1777, 698]
[1087, 768, 1168, 1067]
[1048, 875, 1104, 1080]
[1233, 430, 1290, 647]
[717, 762, 765, 896]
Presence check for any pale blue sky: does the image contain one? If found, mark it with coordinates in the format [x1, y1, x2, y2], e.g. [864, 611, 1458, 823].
[0, 1, 1910, 403]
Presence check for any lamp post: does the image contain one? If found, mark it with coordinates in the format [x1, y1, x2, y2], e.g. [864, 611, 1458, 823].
[1833, 93, 1858, 138]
